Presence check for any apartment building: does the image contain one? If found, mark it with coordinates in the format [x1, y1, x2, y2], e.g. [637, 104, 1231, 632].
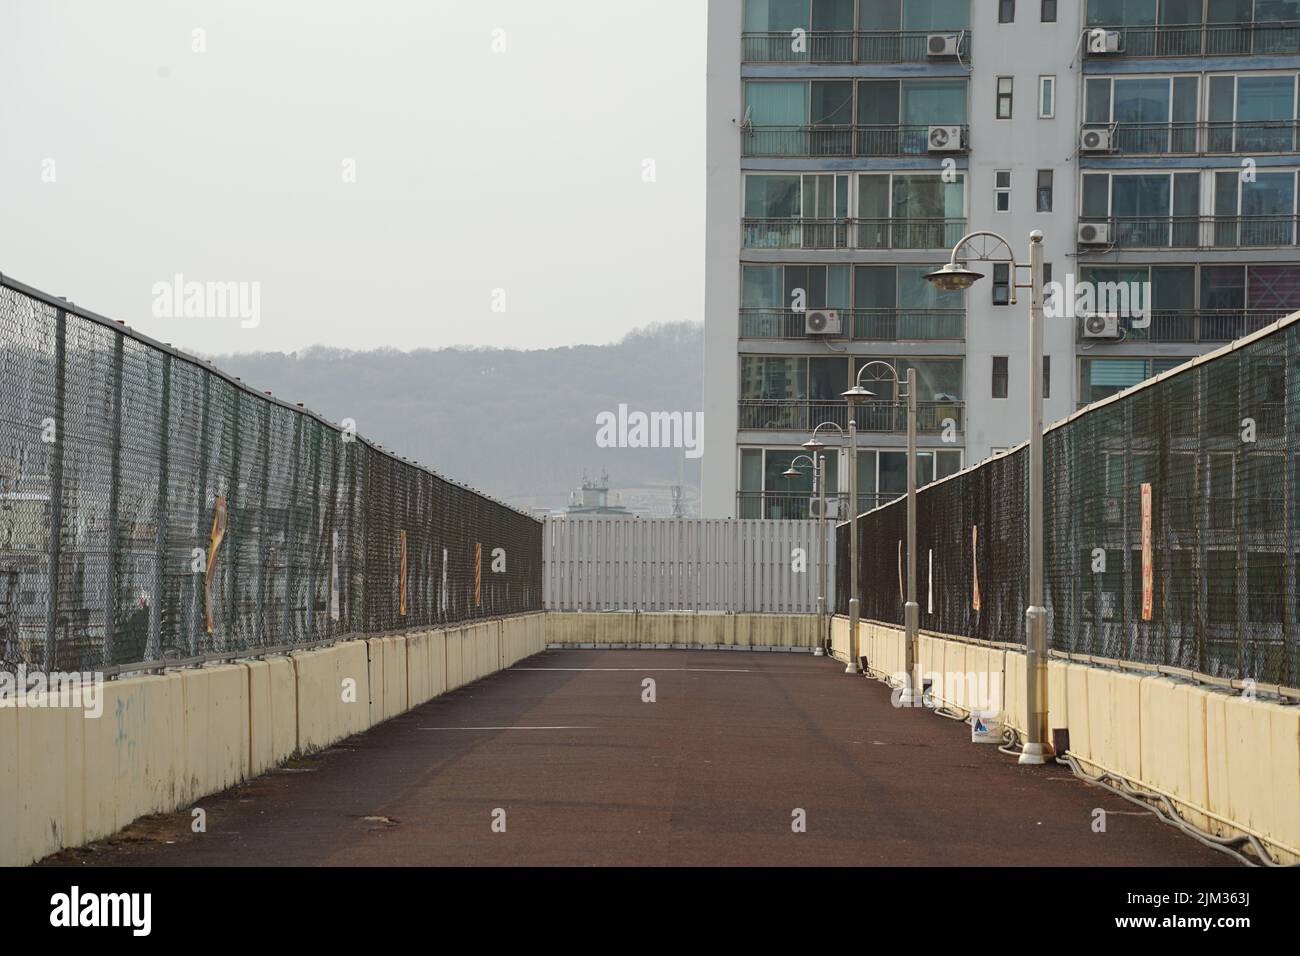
[702, 0, 1300, 519]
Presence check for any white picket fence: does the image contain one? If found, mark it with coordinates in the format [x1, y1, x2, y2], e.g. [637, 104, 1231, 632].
[543, 516, 833, 613]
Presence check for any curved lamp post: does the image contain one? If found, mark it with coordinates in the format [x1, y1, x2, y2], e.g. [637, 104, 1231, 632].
[843, 361, 917, 694]
[925, 229, 1049, 767]
[783, 420, 846, 658]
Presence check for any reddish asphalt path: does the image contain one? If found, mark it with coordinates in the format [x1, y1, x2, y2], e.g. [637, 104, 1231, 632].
[44, 649, 1230, 866]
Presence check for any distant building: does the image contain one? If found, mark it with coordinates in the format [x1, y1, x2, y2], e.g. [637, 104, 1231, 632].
[566, 472, 634, 516]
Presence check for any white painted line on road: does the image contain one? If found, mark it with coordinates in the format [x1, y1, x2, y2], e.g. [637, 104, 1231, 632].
[419, 725, 598, 731]
[511, 667, 752, 673]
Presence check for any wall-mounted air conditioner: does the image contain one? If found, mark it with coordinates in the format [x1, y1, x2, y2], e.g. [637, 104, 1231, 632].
[1082, 314, 1122, 339]
[1077, 222, 1111, 245]
[1086, 28, 1122, 53]
[805, 309, 841, 335]
[927, 125, 964, 152]
[927, 33, 962, 57]
[1080, 128, 1113, 151]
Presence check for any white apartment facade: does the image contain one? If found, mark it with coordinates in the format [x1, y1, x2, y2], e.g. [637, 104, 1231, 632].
[703, 0, 1300, 518]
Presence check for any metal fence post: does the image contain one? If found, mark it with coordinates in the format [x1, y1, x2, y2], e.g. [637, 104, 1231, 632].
[102, 332, 125, 667]
[43, 308, 67, 671]
[147, 352, 173, 663]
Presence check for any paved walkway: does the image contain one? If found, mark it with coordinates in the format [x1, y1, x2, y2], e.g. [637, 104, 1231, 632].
[44, 649, 1230, 866]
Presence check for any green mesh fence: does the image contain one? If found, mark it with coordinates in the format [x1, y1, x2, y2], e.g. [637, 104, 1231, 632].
[838, 314, 1300, 689]
[0, 275, 542, 675]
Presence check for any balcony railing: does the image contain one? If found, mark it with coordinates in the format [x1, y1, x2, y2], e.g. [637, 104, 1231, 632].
[738, 400, 964, 434]
[741, 29, 971, 64]
[739, 308, 964, 341]
[743, 124, 968, 158]
[736, 490, 900, 521]
[1087, 21, 1300, 57]
[1078, 216, 1300, 251]
[1081, 121, 1300, 156]
[1077, 310, 1290, 344]
[743, 217, 967, 251]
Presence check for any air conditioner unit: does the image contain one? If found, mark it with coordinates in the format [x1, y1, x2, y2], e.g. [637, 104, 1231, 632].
[810, 497, 842, 519]
[927, 33, 961, 57]
[1082, 313, 1122, 339]
[927, 125, 964, 152]
[805, 309, 841, 335]
[1086, 28, 1122, 53]
[1080, 127, 1113, 151]
[1077, 221, 1111, 245]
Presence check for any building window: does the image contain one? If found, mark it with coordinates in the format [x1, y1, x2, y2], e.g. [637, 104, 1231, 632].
[999, 0, 1015, 23]
[1042, 262, 1054, 311]
[1038, 75, 1055, 118]
[993, 263, 1011, 305]
[996, 77, 1013, 119]
[1043, 355, 1051, 400]
[1041, 0, 1057, 22]
[992, 356, 1009, 399]
[1037, 170, 1053, 212]
[995, 170, 1011, 211]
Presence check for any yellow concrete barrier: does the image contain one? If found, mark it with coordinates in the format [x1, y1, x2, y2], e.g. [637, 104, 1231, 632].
[0, 701, 17, 865]
[14, 694, 87, 866]
[292, 640, 371, 754]
[247, 657, 298, 777]
[180, 665, 250, 805]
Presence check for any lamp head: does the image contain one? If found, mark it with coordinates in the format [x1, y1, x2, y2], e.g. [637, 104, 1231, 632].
[782, 466, 801, 480]
[841, 384, 876, 404]
[925, 261, 983, 292]
[801, 437, 827, 455]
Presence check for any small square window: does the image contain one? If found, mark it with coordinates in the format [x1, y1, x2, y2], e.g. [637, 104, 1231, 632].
[1000, 0, 1016, 23]
[995, 170, 1011, 212]
[992, 357, 1009, 399]
[996, 77, 1013, 120]
[993, 263, 1011, 306]
[1041, 0, 1057, 22]
[1038, 76, 1055, 118]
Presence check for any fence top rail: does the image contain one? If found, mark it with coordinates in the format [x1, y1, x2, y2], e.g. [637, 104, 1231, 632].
[834, 306, 1300, 530]
[0, 270, 539, 523]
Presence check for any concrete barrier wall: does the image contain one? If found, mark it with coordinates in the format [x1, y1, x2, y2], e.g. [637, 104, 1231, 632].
[545, 612, 820, 650]
[1, 612, 546, 867]
[836, 615, 1300, 866]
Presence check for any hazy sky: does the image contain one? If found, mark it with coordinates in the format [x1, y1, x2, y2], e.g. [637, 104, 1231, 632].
[0, 0, 706, 355]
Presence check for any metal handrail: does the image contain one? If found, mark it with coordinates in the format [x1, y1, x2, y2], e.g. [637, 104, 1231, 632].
[741, 28, 971, 63]
[1087, 20, 1300, 57]
[743, 123, 969, 157]
[1078, 216, 1300, 251]
[1081, 120, 1300, 155]
[738, 307, 964, 341]
[737, 400, 964, 434]
[743, 217, 968, 251]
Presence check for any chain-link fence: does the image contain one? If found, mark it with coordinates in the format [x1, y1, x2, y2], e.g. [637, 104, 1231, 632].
[837, 313, 1300, 689]
[0, 275, 542, 676]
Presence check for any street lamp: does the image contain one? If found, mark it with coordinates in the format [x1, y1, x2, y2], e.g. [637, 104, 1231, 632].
[926, 229, 1049, 767]
[789, 422, 847, 657]
[845, 362, 918, 700]
[782, 453, 822, 653]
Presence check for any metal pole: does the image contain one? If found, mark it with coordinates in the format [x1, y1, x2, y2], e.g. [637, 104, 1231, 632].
[814, 451, 826, 656]
[1021, 230, 1050, 765]
[901, 368, 920, 705]
[43, 308, 67, 672]
[846, 413, 860, 673]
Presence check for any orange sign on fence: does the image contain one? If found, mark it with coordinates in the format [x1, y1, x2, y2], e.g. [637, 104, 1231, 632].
[971, 525, 981, 612]
[205, 496, 227, 634]
[1141, 483, 1154, 621]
